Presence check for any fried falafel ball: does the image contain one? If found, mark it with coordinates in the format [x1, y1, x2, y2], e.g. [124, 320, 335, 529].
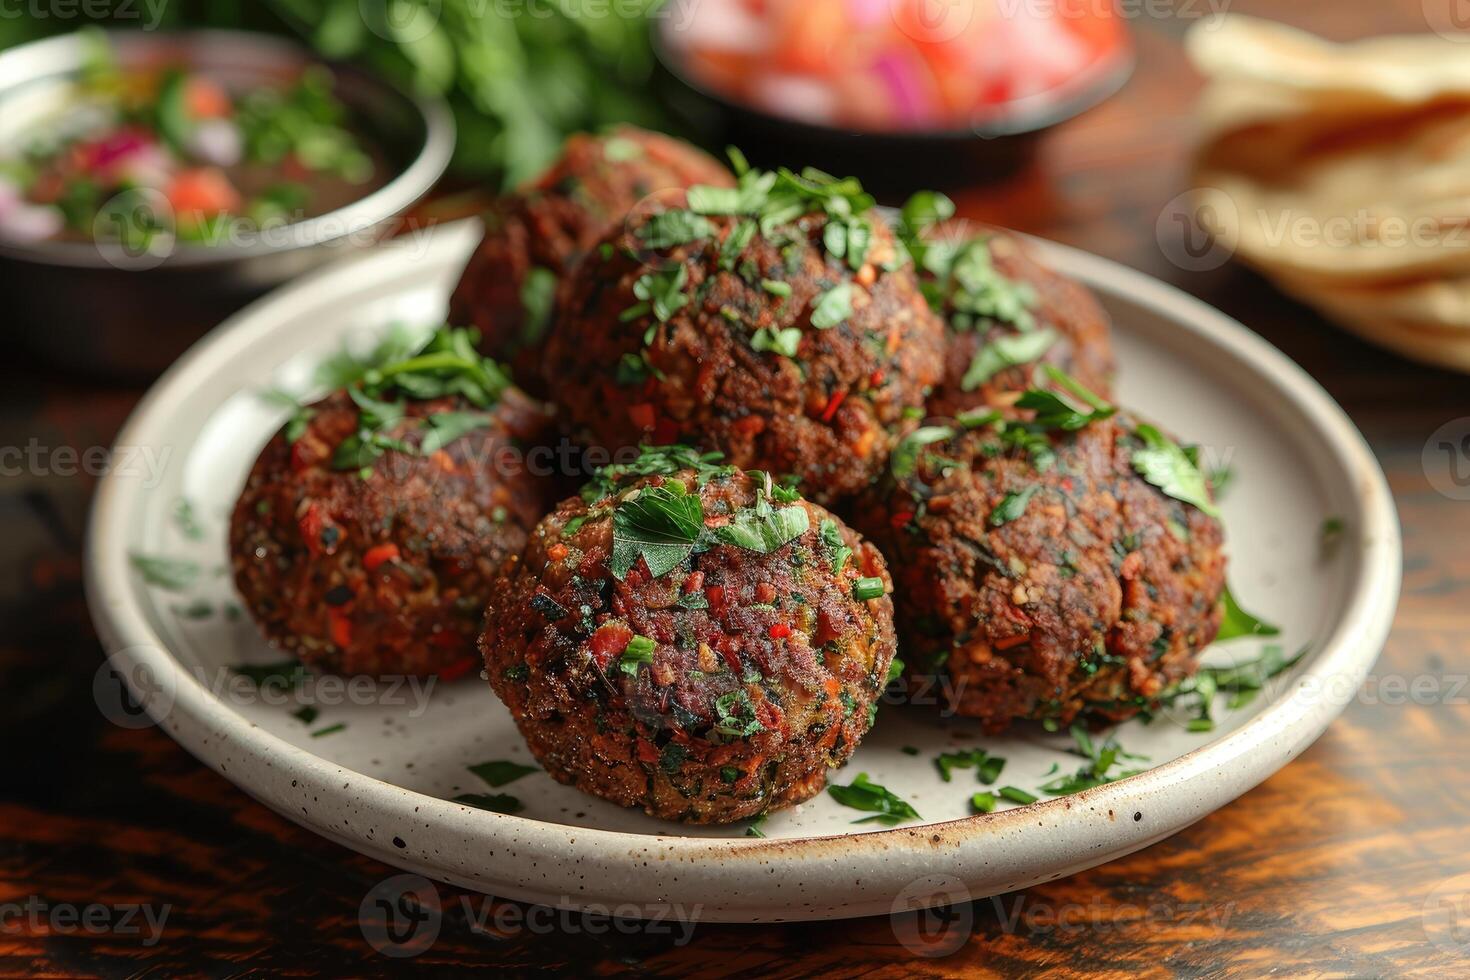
[898, 198, 1115, 417]
[541, 166, 948, 506]
[480, 447, 898, 824]
[231, 328, 554, 678]
[448, 127, 736, 393]
[851, 378, 1225, 733]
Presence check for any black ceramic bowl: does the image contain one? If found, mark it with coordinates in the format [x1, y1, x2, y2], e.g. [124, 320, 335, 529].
[0, 30, 454, 378]
[651, 16, 1133, 195]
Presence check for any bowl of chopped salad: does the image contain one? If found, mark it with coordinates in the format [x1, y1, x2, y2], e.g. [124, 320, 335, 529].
[0, 28, 453, 376]
[652, 0, 1133, 189]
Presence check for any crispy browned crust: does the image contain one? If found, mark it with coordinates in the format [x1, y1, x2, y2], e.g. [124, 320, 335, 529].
[229, 388, 554, 677]
[448, 127, 736, 394]
[542, 206, 947, 506]
[480, 469, 897, 823]
[851, 416, 1225, 733]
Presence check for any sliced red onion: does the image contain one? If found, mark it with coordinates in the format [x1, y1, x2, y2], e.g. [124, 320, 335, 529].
[872, 51, 935, 128]
[0, 202, 64, 243]
[186, 119, 243, 168]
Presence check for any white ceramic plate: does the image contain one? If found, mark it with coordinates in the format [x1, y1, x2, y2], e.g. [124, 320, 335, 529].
[85, 220, 1400, 922]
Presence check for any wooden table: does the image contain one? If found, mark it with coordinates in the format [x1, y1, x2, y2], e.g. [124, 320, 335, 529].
[4, 1, 1468, 975]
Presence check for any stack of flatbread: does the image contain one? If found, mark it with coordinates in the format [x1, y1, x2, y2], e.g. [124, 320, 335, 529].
[1188, 15, 1470, 372]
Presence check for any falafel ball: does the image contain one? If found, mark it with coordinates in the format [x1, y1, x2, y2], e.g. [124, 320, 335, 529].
[448, 126, 736, 392]
[231, 328, 554, 677]
[904, 211, 1115, 418]
[541, 166, 948, 505]
[851, 386, 1225, 733]
[480, 447, 898, 823]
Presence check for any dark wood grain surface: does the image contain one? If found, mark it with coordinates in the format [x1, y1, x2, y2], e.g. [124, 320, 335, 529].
[4, 1, 1469, 976]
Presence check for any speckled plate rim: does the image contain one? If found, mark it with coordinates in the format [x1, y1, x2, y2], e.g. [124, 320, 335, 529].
[84, 220, 1401, 922]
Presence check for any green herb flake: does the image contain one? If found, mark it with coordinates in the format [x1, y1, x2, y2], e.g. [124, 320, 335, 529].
[962, 328, 1057, 391]
[809, 283, 856, 329]
[619, 635, 656, 676]
[997, 786, 1038, 805]
[751, 326, 803, 360]
[468, 759, 538, 787]
[610, 484, 704, 580]
[970, 792, 997, 814]
[1215, 585, 1281, 642]
[129, 553, 201, 592]
[173, 499, 204, 541]
[826, 772, 921, 825]
[989, 485, 1041, 527]
[819, 518, 852, 575]
[311, 723, 347, 738]
[852, 577, 886, 601]
[715, 494, 809, 555]
[637, 209, 716, 249]
[1131, 423, 1220, 518]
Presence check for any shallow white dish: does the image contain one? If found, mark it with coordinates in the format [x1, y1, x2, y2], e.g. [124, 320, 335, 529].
[85, 219, 1400, 923]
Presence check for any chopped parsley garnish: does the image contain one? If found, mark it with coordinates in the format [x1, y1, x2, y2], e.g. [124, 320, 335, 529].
[809, 283, 856, 329]
[751, 326, 802, 359]
[1017, 366, 1115, 431]
[935, 748, 1006, 784]
[989, 485, 1041, 527]
[826, 772, 921, 825]
[1037, 725, 1147, 795]
[619, 635, 656, 675]
[1320, 516, 1346, 555]
[610, 483, 704, 580]
[745, 812, 768, 838]
[418, 411, 493, 455]
[469, 760, 538, 787]
[173, 499, 204, 541]
[581, 444, 730, 502]
[129, 553, 201, 591]
[970, 792, 997, 814]
[1215, 585, 1281, 642]
[454, 792, 523, 814]
[760, 278, 791, 297]
[961, 328, 1057, 391]
[626, 265, 690, 323]
[1154, 644, 1304, 729]
[997, 786, 1038, 805]
[714, 491, 809, 554]
[819, 518, 852, 575]
[852, 577, 886, 601]
[292, 705, 318, 725]
[890, 426, 956, 480]
[714, 689, 764, 737]
[311, 722, 346, 738]
[1130, 423, 1219, 518]
[324, 326, 511, 475]
[636, 209, 716, 249]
